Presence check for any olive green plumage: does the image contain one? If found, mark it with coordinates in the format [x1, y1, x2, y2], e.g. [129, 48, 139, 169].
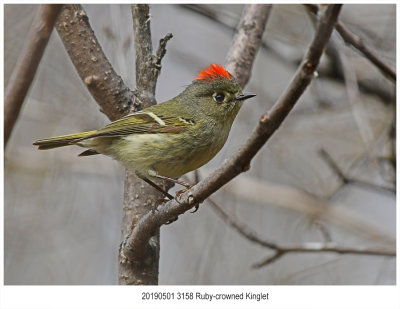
[33, 64, 255, 181]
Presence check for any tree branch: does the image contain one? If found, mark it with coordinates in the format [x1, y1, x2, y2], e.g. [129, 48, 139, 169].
[305, 4, 396, 83]
[4, 4, 63, 147]
[121, 4, 342, 262]
[131, 4, 173, 107]
[335, 22, 396, 83]
[118, 4, 173, 285]
[55, 4, 136, 121]
[131, 4, 155, 107]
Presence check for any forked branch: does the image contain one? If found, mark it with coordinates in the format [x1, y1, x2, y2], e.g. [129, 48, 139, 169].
[55, 4, 136, 121]
[54, 4, 173, 285]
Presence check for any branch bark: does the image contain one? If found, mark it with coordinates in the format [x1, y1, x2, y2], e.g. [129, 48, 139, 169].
[121, 5, 342, 262]
[4, 4, 63, 147]
[55, 4, 136, 121]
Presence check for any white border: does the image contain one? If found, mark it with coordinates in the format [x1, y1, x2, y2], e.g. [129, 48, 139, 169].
[1, 2, 398, 309]
[1, 286, 399, 309]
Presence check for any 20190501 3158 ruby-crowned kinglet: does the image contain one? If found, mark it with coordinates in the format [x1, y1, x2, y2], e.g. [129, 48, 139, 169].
[33, 64, 256, 198]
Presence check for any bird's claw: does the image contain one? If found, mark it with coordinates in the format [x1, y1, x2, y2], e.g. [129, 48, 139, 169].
[165, 216, 178, 224]
[190, 204, 199, 213]
[176, 186, 192, 197]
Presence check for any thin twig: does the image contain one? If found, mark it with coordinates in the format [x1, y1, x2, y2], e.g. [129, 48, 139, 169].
[155, 33, 173, 68]
[131, 5, 172, 108]
[55, 4, 136, 121]
[319, 149, 348, 184]
[207, 198, 280, 250]
[122, 5, 342, 261]
[319, 148, 395, 194]
[180, 4, 240, 31]
[4, 4, 63, 147]
[254, 242, 395, 268]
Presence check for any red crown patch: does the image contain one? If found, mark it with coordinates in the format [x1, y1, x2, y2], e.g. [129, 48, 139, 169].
[196, 64, 232, 81]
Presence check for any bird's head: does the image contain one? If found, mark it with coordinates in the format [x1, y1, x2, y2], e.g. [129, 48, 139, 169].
[178, 64, 256, 120]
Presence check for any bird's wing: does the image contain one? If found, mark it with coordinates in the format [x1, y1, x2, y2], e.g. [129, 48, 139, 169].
[82, 111, 195, 139]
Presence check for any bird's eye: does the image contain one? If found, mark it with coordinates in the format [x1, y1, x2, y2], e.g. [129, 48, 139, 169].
[214, 93, 225, 103]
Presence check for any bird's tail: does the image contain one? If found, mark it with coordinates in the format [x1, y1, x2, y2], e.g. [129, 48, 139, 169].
[33, 130, 97, 150]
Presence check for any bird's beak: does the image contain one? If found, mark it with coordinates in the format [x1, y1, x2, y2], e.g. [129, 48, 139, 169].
[236, 93, 256, 101]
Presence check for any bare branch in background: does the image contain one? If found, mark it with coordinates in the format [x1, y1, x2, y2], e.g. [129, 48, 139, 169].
[55, 4, 136, 121]
[4, 4, 63, 147]
[121, 5, 342, 262]
[338, 40, 377, 164]
[208, 197, 395, 268]
[335, 22, 396, 82]
[305, 4, 396, 83]
[319, 149, 395, 194]
[207, 198, 280, 250]
[215, 171, 394, 245]
[254, 243, 395, 268]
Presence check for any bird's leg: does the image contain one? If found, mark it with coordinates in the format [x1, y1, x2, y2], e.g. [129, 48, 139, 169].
[138, 176, 178, 224]
[142, 172, 199, 216]
[152, 174, 192, 189]
[137, 174, 174, 200]
[152, 173, 194, 199]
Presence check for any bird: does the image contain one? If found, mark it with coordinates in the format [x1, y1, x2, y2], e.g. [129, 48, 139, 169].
[33, 64, 256, 198]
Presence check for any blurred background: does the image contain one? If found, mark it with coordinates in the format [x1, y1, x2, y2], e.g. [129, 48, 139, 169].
[4, 4, 396, 284]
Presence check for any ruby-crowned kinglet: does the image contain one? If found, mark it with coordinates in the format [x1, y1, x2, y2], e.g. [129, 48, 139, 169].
[33, 64, 255, 196]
